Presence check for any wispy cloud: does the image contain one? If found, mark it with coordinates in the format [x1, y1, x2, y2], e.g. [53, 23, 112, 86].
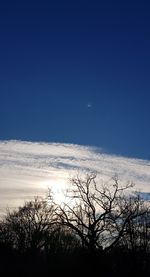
[0, 140, 150, 215]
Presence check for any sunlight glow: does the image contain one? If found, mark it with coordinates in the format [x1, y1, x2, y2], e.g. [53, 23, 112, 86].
[38, 174, 69, 205]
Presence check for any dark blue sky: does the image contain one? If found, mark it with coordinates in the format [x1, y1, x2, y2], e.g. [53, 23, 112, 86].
[0, 0, 150, 159]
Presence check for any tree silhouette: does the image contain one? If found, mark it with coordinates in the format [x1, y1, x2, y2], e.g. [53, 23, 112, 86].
[0, 173, 149, 275]
[0, 197, 57, 253]
[57, 173, 145, 253]
[121, 198, 150, 252]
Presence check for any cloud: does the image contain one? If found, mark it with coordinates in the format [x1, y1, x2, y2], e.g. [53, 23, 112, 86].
[0, 140, 150, 216]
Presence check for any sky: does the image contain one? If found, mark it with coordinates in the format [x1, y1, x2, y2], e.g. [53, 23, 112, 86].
[0, 1, 150, 214]
[0, 0, 150, 159]
[0, 140, 150, 217]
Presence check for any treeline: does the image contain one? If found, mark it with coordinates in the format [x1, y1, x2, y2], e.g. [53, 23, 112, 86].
[0, 174, 150, 275]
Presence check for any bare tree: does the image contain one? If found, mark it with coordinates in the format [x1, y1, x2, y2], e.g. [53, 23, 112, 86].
[121, 199, 150, 252]
[45, 225, 81, 255]
[0, 197, 57, 253]
[57, 173, 145, 253]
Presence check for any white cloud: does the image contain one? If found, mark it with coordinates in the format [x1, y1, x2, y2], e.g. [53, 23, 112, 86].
[0, 140, 150, 216]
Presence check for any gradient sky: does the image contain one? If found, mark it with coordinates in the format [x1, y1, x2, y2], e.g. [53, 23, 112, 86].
[0, 0, 150, 159]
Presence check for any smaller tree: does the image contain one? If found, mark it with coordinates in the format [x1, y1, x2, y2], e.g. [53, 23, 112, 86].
[0, 197, 57, 253]
[121, 199, 150, 252]
[46, 226, 81, 255]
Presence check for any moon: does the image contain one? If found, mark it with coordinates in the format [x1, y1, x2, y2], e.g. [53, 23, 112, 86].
[87, 103, 92, 108]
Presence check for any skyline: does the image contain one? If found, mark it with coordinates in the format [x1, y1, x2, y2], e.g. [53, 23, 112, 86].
[0, 0, 150, 160]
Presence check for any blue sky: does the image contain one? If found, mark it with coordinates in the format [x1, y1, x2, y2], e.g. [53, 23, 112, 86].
[0, 0, 150, 159]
